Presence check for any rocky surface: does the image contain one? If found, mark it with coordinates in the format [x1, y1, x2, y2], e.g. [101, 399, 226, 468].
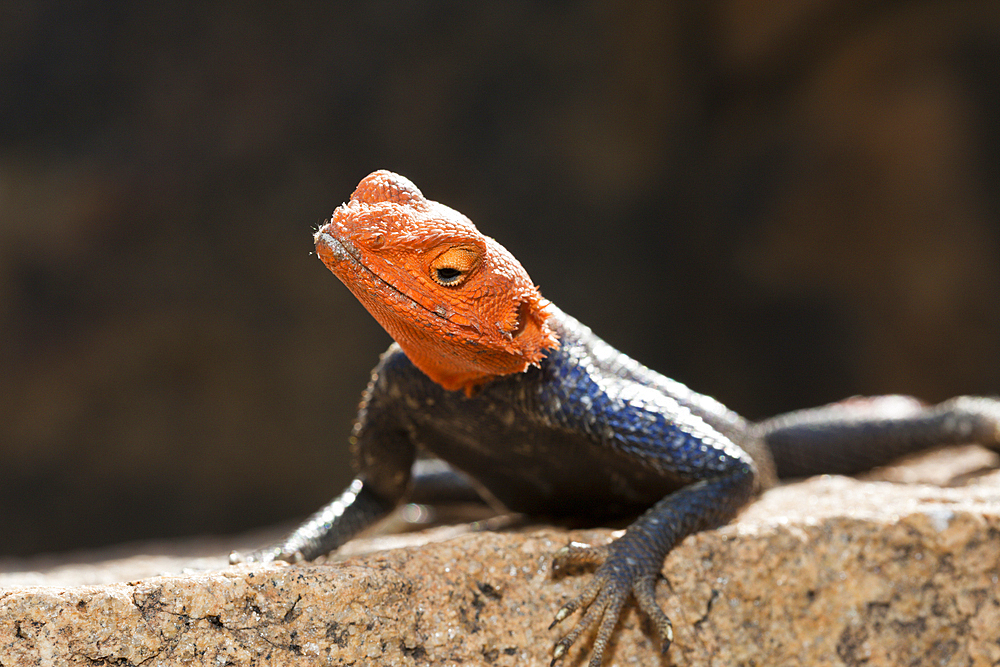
[2, 451, 999, 667]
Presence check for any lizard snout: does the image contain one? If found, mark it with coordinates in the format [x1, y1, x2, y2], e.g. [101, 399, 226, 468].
[314, 230, 353, 265]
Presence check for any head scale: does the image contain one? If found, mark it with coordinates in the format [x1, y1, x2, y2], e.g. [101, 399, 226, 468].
[315, 170, 558, 394]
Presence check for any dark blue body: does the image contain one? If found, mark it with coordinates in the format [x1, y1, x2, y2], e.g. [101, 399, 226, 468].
[356, 305, 758, 521]
[241, 301, 1000, 667]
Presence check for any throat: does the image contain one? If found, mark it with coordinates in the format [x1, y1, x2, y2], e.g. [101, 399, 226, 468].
[384, 310, 557, 396]
[395, 330, 528, 396]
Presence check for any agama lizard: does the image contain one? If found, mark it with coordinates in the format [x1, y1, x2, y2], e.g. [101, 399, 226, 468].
[235, 170, 1000, 666]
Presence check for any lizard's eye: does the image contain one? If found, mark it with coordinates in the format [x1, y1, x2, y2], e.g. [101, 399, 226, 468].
[434, 267, 463, 284]
[430, 246, 479, 287]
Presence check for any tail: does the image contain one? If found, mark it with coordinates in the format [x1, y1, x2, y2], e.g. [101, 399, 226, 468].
[753, 395, 1000, 479]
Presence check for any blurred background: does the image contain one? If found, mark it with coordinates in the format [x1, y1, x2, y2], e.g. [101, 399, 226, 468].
[2, 1, 999, 557]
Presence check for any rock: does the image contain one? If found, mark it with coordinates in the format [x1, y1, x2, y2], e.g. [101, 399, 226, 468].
[2, 462, 999, 666]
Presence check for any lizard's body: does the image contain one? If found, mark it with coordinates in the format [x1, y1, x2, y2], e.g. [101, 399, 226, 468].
[238, 171, 1000, 666]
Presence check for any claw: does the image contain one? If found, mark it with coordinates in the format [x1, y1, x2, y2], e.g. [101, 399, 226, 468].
[549, 540, 675, 665]
[228, 544, 300, 565]
[548, 604, 573, 629]
[634, 574, 673, 651]
[660, 619, 674, 654]
[550, 639, 569, 665]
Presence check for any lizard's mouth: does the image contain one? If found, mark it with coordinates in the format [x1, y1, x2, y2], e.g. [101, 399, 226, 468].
[315, 229, 408, 298]
[314, 229, 458, 328]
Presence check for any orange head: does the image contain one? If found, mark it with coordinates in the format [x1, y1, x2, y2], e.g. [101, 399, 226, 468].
[314, 170, 558, 394]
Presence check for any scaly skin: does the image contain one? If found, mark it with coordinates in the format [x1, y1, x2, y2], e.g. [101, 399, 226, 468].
[315, 171, 557, 394]
[234, 170, 1000, 667]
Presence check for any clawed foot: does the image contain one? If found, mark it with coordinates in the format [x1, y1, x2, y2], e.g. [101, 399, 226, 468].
[228, 544, 303, 565]
[942, 396, 1000, 451]
[549, 541, 673, 667]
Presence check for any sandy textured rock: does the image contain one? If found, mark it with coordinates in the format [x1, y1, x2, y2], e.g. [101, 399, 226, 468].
[2, 462, 999, 667]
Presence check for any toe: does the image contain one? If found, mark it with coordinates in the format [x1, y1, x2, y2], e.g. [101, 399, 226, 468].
[552, 541, 612, 572]
[633, 575, 673, 651]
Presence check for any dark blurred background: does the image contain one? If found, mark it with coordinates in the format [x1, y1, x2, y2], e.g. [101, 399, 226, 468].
[2, 1, 999, 557]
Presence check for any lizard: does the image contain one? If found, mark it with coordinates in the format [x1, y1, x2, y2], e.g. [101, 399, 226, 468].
[235, 169, 1000, 666]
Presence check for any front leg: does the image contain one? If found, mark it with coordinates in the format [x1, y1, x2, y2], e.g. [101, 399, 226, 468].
[549, 467, 756, 666]
[233, 353, 418, 564]
[537, 364, 760, 666]
[233, 476, 398, 563]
